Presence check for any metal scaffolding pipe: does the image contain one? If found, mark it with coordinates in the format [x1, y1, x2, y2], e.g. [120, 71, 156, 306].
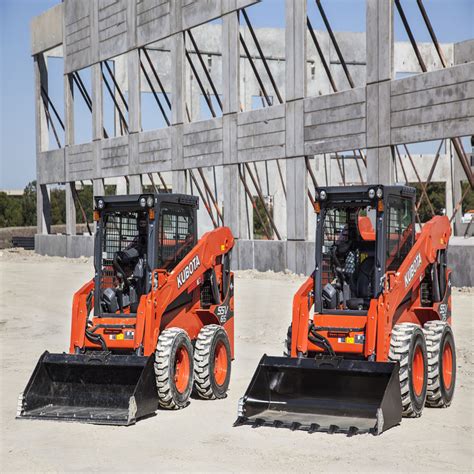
[197, 167, 224, 225]
[141, 47, 172, 109]
[186, 30, 223, 111]
[185, 49, 217, 118]
[240, 32, 272, 107]
[189, 169, 218, 228]
[244, 162, 281, 240]
[416, 0, 447, 68]
[238, 164, 273, 240]
[315, 0, 355, 89]
[241, 8, 283, 104]
[100, 63, 129, 133]
[139, 55, 171, 126]
[306, 16, 337, 93]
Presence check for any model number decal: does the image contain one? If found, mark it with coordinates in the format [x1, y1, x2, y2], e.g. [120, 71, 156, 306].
[216, 305, 229, 323]
[404, 253, 422, 288]
[177, 255, 201, 289]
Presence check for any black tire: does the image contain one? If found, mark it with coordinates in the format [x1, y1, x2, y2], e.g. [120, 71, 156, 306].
[283, 324, 292, 357]
[389, 323, 428, 417]
[424, 321, 456, 407]
[154, 328, 194, 409]
[194, 325, 231, 400]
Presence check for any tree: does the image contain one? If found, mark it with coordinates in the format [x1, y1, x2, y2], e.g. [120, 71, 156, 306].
[0, 192, 23, 227]
[22, 180, 37, 226]
[50, 188, 66, 225]
[411, 182, 446, 222]
[461, 181, 474, 213]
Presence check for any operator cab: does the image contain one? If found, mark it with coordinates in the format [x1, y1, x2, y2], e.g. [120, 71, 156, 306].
[314, 185, 416, 314]
[93, 194, 198, 317]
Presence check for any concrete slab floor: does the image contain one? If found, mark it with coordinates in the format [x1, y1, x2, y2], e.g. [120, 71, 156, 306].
[0, 250, 472, 472]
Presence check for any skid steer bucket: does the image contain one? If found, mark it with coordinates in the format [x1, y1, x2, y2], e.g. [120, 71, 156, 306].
[17, 351, 158, 425]
[235, 355, 402, 435]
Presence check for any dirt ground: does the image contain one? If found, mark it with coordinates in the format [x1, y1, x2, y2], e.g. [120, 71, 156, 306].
[1, 249, 473, 472]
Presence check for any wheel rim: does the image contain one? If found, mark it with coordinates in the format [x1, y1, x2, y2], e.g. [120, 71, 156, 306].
[412, 345, 425, 397]
[213, 340, 228, 386]
[442, 341, 453, 390]
[174, 345, 190, 393]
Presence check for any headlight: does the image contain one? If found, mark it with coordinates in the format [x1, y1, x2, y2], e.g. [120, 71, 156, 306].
[97, 199, 105, 209]
[368, 188, 375, 199]
[139, 197, 147, 208]
[319, 190, 327, 201]
[376, 187, 383, 199]
[146, 196, 154, 208]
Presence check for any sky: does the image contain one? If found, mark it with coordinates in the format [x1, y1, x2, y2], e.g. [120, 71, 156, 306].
[0, 0, 473, 190]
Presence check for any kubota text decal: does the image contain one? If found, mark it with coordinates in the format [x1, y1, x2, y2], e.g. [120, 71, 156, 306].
[177, 255, 201, 288]
[404, 253, 422, 288]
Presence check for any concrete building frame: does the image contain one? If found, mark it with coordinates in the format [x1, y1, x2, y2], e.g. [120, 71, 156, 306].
[31, 0, 473, 285]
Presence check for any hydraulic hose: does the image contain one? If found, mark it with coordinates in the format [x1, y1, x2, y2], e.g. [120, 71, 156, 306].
[85, 329, 107, 351]
[308, 322, 336, 357]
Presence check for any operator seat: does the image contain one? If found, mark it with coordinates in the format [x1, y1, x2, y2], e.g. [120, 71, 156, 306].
[346, 256, 374, 310]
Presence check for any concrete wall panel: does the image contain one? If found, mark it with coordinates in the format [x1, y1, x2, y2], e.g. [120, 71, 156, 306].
[98, 0, 128, 61]
[304, 87, 366, 155]
[391, 64, 474, 144]
[237, 105, 286, 162]
[137, 128, 171, 172]
[183, 118, 223, 168]
[38, 149, 66, 184]
[66, 143, 94, 181]
[99, 135, 130, 178]
[31, 4, 63, 55]
[137, 0, 171, 45]
[64, 0, 93, 73]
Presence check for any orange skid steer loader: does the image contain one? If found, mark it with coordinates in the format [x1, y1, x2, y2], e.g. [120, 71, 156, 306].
[17, 193, 235, 425]
[236, 185, 455, 435]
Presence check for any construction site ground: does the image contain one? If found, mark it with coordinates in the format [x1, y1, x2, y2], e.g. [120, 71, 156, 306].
[1, 249, 472, 472]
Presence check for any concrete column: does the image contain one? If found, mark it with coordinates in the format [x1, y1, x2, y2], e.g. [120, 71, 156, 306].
[172, 170, 187, 194]
[170, 26, 186, 193]
[65, 184, 76, 235]
[171, 33, 185, 126]
[366, 0, 394, 185]
[128, 175, 142, 194]
[285, 0, 308, 271]
[285, 0, 306, 102]
[64, 72, 76, 236]
[222, 10, 244, 240]
[222, 11, 239, 115]
[37, 184, 51, 235]
[34, 53, 51, 235]
[64, 74, 74, 146]
[93, 179, 105, 197]
[286, 157, 308, 240]
[92, 63, 103, 140]
[128, 49, 141, 134]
